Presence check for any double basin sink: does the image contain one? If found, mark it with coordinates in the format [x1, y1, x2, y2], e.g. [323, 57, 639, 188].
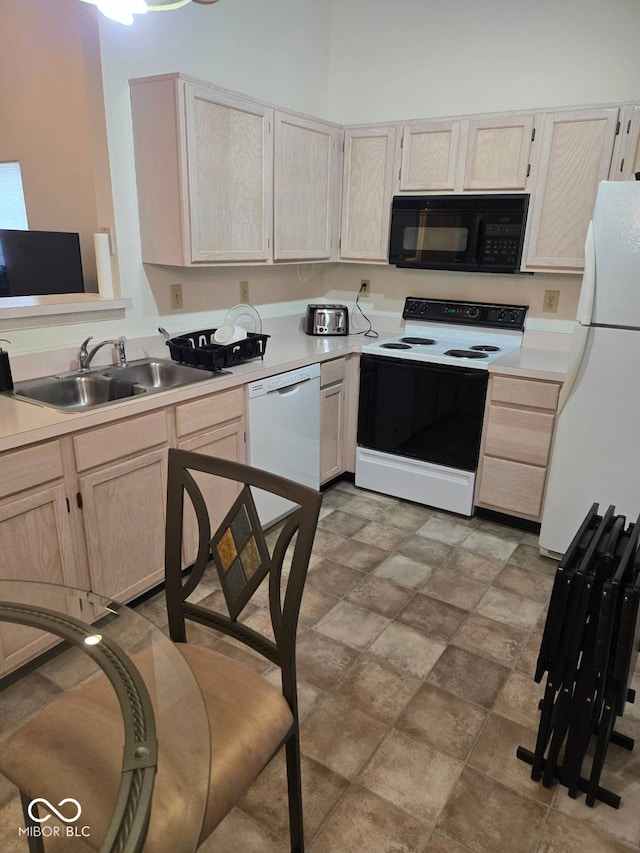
[13, 358, 218, 412]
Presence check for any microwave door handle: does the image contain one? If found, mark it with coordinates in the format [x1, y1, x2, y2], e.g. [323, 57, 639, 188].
[471, 215, 484, 265]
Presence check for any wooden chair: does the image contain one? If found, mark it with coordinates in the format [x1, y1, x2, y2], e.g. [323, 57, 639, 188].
[0, 448, 322, 851]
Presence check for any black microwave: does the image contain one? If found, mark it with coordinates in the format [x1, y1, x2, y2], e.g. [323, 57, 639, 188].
[388, 194, 529, 273]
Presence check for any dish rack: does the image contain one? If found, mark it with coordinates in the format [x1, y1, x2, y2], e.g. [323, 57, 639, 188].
[165, 328, 270, 371]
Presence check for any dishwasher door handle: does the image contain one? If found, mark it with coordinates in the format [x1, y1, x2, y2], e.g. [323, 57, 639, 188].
[272, 378, 311, 396]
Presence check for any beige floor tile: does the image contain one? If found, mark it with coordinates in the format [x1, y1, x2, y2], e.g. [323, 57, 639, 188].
[0, 672, 62, 734]
[373, 553, 434, 589]
[203, 809, 289, 852]
[417, 516, 473, 546]
[397, 535, 454, 568]
[382, 502, 435, 531]
[329, 538, 388, 572]
[306, 559, 366, 598]
[320, 488, 354, 510]
[476, 587, 545, 632]
[317, 510, 369, 537]
[475, 518, 525, 542]
[397, 683, 487, 761]
[507, 543, 558, 575]
[296, 630, 360, 691]
[240, 751, 349, 845]
[436, 767, 547, 853]
[352, 521, 409, 551]
[537, 809, 635, 853]
[423, 831, 473, 852]
[315, 600, 390, 651]
[397, 593, 468, 643]
[452, 613, 527, 668]
[492, 669, 546, 731]
[461, 529, 519, 562]
[301, 695, 388, 780]
[515, 629, 544, 677]
[493, 563, 554, 604]
[420, 568, 489, 611]
[359, 730, 463, 824]
[552, 777, 640, 849]
[346, 575, 415, 618]
[468, 713, 553, 804]
[310, 785, 430, 853]
[446, 548, 505, 584]
[427, 646, 509, 710]
[298, 586, 341, 628]
[36, 646, 101, 690]
[340, 495, 395, 522]
[369, 622, 446, 679]
[333, 654, 421, 724]
[311, 528, 348, 557]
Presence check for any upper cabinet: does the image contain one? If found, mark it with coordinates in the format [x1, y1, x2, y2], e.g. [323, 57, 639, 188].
[273, 112, 341, 261]
[611, 104, 640, 181]
[340, 126, 397, 262]
[397, 114, 535, 193]
[523, 107, 619, 271]
[129, 74, 341, 266]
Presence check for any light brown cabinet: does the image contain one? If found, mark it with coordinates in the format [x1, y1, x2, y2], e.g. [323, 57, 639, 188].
[475, 374, 562, 522]
[176, 388, 245, 563]
[399, 120, 460, 191]
[320, 358, 345, 484]
[273, 111, 341, 261]
[73, 411, 170, 602]
[611, 104, 640, 181]
[340, 126, 397, 262]
[0, 442, 82, 672]
[523, 107, 619, 271]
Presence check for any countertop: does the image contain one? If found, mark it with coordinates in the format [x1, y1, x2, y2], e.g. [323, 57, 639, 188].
[0, 316, 569, 454]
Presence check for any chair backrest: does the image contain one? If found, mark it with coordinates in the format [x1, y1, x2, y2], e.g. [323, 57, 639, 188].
[164, 448, 322, 712]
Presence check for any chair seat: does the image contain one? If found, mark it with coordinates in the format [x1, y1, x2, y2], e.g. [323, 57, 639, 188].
[0, 644, 293, 851]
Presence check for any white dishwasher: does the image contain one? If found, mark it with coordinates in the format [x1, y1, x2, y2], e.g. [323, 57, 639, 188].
[246, 363, 321, 527]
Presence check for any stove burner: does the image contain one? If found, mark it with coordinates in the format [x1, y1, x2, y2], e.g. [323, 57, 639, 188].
[381, 342, 412, 350]
[470, 345, 500, 352]
[401, 337, 437, 345]
[444, 349, 489, 359]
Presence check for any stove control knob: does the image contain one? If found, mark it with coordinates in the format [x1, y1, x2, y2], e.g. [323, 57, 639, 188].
[497, 309, 507, 321]
[466, 306, 480, 319]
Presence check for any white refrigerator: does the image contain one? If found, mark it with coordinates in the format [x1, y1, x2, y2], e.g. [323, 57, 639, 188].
[539, 181, 640, 556]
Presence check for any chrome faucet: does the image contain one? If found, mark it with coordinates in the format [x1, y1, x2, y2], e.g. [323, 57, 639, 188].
[77, 336, 127, 371]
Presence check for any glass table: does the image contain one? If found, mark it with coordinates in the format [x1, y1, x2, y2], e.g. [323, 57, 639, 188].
[0, 580, 210, 852]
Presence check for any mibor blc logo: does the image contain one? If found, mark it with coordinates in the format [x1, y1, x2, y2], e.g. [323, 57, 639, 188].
[20, 798, 91, 840]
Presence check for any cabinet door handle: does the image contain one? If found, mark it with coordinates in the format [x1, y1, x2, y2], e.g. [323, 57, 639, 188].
[76, 492, 83, 510]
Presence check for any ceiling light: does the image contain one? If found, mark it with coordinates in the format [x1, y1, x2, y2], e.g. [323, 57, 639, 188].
[79, 0, 219, 25]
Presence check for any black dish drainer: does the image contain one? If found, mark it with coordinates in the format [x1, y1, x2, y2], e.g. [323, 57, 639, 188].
[165, 328, 270, 372]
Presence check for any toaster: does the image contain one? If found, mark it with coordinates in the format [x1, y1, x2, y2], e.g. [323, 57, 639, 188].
[305, 304, 349, 336]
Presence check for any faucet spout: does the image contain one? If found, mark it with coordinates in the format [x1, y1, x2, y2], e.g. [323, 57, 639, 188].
[77, 336, 127, 371]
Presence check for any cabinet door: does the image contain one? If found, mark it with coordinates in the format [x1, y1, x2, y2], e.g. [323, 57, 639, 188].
[477, 457, 547, 519]
[399, 121, 460, 192]
[185, 83, 273, 262]
[340, 126, 397, 261]
[178, 421, 246, 564]
[273, 112, 341, 261]
[320, 383, 344, 484]
[0, 484, 80, 672]
[524, 108, 619, 270]
[610, 104, 640, 181]
[79, 450, 168, 602]
[463, 115, 535, 190]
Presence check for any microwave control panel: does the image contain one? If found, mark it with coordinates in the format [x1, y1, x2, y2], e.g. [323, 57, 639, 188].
[403, 298, 527, 330]
[480, 221, 523, 267]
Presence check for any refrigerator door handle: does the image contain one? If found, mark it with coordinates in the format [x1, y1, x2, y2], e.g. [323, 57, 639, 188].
[557, 223, 595, 413]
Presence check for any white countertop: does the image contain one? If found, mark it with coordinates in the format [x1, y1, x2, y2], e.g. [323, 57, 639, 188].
[0, 315, 568, 454]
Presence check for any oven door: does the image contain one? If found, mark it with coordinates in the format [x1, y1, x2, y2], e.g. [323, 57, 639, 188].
[357, 354, 489, 472]
[388, 207, 481, 270]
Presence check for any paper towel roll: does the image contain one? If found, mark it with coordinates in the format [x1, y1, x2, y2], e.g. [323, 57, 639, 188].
[94, 232, 114, 298]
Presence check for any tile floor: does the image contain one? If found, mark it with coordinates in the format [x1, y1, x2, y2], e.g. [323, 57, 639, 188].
[1, 478, 640, 852]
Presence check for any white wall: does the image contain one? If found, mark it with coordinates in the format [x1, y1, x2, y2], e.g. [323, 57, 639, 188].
[327, 0, 640, 124]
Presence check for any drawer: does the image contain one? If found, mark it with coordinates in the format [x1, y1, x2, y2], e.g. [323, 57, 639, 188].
[74, 411, 169, 471]
[175, 387, 244, 437]
[1, 442, 64, 497]
[490, 375, 561, 410]
[477, 456, 547, 519]
[484, 405, 555, 467]
[321, 357, 346, 388]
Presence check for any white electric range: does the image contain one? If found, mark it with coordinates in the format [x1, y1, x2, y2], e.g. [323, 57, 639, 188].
[356, 297, 528, 515]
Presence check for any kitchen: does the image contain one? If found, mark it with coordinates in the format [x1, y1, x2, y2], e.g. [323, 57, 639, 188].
[1, 0, 640, 850]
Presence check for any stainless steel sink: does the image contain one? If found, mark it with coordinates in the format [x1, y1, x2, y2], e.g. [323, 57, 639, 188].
[13, 358, 218, 412]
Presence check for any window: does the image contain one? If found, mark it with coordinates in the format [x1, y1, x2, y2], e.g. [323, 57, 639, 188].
[0, 162, 28, 230]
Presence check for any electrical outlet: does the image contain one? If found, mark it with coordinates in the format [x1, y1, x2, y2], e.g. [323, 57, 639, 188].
[170, 283, 183, 310]
[240, 280, 250, 303]
[360, 279, 370, 296]
[543, 289, 560, 313]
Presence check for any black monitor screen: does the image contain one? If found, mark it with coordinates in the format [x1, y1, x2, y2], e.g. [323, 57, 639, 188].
[0, 230, 85, 297]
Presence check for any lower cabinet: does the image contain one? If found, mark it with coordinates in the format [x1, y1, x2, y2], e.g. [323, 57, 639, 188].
[0, 442, 83, 672]
[176, 388, 245, 564]
[73, 411, 170, 602]
[475, 373, 562, 523]
[320, 354, 360, 484]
